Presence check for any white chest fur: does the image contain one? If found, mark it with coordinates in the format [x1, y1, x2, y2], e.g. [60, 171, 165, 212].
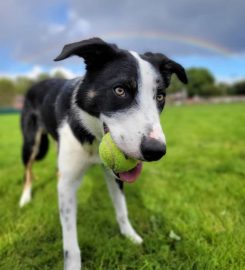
[58, 121, 101, 177]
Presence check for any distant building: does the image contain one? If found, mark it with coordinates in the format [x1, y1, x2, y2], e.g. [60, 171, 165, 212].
[167, 89, 188, 105]
[13, 95, 24, 110]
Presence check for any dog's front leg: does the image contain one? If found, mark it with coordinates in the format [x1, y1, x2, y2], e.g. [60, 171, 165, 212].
[104, 169, 143, 244]
[57, 123, 90, 270]
[58, 177, 82, 270]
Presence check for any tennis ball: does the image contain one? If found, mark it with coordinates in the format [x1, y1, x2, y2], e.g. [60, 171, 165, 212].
[99, 133, 138, 173]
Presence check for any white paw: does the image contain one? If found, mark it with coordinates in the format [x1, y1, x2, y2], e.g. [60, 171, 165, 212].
[126, 232, 143, 244]
[120, 224, 143, 244]
[19, 186, 32, 208]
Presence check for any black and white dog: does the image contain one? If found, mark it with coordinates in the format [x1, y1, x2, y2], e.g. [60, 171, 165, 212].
[19, 37, 187, 269]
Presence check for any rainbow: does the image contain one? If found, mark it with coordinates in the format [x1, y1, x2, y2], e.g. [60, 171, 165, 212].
[100, 31, 232, 57]
[24, 30, 233, 63]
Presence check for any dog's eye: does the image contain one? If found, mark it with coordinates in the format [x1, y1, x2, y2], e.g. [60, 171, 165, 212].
[156, 94, 165, 103]
[114, 87, 126, 97]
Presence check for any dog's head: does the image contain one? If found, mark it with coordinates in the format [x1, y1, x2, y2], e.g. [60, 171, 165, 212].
[55, 37, 187, 161]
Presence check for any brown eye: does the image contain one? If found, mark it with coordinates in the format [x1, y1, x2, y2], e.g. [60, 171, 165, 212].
[157, 94, 165, 102]
[114, 87, 126, 97]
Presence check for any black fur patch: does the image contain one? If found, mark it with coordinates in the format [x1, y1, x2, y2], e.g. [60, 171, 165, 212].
[21, 77, 95, 161]
[141, 52, 188, 87]
[75, 52, 139, 117]
[64, 250, 69, 258]
[69, 117, 94, 144]
[116, 178, 124, 191]
[35, 134, 49, 161]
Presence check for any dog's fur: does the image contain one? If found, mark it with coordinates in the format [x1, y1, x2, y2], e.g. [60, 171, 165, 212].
[19, 37, 187, 270]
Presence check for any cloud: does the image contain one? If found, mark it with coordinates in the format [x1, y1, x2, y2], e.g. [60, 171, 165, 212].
[217, 75, 245, 84]
[0, 66, 43, 79]
[69, 0, 245, 53]
[0, 0, 244, 68]
[45, 10, 91, 40]
[0, 65, 77, 80]
[47, 24, 66, 35]
[49, 66, 77, 79]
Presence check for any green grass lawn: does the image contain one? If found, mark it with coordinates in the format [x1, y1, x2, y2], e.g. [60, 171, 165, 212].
[0, 103, 245, 270]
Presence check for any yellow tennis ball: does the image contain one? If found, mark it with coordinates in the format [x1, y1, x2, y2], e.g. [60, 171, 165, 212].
[99, 133, 138, 173]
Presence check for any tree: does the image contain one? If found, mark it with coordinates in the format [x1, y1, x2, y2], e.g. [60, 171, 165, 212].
[186, 68, 215, 97]
[167, 74, 186, 94]
[15, 77, 34, 95]
[37, 73, 51, 81]
[232, 80, 245, 95]
[0, 78, 16, 106]
[216, 82, 233, 96]
[52, 70, 67, 79]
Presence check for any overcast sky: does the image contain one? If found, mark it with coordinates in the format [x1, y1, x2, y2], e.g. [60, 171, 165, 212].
[0, 0, 244, 81]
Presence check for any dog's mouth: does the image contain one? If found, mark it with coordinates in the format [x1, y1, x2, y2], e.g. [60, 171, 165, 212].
[103, 123, 143, 183]
[116, 162, 142, 183]
[103, 122, 110, 134]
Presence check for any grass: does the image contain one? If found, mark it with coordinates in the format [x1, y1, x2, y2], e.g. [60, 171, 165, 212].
[0, 103, 245, 270]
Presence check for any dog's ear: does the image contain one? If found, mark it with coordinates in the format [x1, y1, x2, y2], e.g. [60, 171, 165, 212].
[54, 37, 119, 68]
[143, 52, 188, 87]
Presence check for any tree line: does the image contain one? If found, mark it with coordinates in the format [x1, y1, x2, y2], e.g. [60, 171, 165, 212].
[168, 68, 245, 97]
[0, 71, 66, 107]
[0, 68, 245, 107]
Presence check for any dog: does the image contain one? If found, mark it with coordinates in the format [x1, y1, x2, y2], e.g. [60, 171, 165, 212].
[19, 37, 187, 270]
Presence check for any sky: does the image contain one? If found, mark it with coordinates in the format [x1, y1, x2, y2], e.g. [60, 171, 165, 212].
[0, 0, 244, 82]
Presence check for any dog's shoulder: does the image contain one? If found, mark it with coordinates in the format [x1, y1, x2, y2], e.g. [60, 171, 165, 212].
[52, 77, 95, 145]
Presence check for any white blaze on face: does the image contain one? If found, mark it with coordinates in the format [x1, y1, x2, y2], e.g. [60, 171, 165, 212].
[100, 51, 166, 159]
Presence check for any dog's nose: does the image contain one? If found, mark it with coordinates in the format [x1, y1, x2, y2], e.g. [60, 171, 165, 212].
[140, 137, 166, 161]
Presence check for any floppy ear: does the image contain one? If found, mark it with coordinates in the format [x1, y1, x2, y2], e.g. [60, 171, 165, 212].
[144, 52, 188, 87]
[54, 37, 119, 68]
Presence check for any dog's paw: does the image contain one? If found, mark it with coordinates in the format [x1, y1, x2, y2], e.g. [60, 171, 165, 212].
[19, 186, 32, 208]
[126, 232, 143, 245]
[121, 226, 143, 245]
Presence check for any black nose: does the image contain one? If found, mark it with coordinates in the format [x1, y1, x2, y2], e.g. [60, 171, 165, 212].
[141, 137, 166, 161]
